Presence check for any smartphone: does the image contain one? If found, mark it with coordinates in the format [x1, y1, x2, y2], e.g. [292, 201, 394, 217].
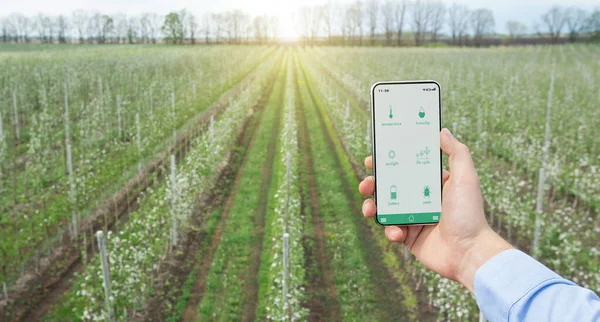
[370, 81, 442, 226]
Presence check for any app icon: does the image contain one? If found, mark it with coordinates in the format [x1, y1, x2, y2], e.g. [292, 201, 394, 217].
[390, 185, 397, 200]
[388, 150, 396, 159]
[416, 146, 431, 164]
[418, 107, 426, 118]
[423, 185, 431, 200]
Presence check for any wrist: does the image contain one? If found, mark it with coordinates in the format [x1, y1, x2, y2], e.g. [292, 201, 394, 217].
[455, 228, 513, 293]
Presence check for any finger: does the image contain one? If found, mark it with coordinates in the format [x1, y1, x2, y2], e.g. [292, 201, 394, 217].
[364, 156, 372, 170]
[442, 169, 450, 185]
[362, 198, 377, 218]
[358, 176, 375, 196]
[404, 225, 424, 251]
[440, 128, 478, 184]
[384, 226, 407, 243]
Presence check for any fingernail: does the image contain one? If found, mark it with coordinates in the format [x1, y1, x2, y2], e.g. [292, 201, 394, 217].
[442, 128, 453, 138]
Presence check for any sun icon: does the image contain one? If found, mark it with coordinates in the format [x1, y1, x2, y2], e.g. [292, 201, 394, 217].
[388, 150, 396, 159]
[423, 185, 431, 198]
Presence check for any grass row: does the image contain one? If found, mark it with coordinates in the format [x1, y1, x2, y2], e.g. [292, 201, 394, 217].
[196, 53, 287, 321]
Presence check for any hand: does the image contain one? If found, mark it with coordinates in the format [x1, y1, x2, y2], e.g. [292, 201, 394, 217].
[358, 128, 512, 292]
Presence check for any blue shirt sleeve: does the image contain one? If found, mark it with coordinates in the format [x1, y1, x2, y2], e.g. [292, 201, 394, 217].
[474, 249, 600, 322]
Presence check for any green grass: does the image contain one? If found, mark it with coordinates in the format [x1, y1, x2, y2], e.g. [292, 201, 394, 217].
[196, 54, 287, 321]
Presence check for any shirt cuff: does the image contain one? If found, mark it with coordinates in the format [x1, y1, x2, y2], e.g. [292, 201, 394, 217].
[474, 249, 562, 321]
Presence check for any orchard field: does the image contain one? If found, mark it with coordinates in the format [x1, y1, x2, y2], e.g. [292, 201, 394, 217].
[0, 44, 599, 321]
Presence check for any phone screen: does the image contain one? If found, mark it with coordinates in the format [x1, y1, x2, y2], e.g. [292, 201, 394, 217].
[371, 81, 442, 225]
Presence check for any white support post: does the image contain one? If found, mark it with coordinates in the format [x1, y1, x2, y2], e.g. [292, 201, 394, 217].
[96, 231, 114, 322]
[170, 155, 178, 246]
[64, 83, 70, 146]
[135, 113, 141, 172]
[3, 282, 7, 302]
[116, 95, 122, 140]
[67, 144, 77, 238]
[282, 232, 290, 320]
[533, 167, 545, 258]
[12, 91, 20, 141]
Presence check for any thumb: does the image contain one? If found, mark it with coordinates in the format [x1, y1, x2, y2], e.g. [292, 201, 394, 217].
[440, 128, 478, 184]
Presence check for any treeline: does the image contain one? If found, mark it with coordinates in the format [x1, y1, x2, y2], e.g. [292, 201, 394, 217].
[1, 1, 599, 46]
[0, 9, 278, 45]
[297, 1, 600, 46]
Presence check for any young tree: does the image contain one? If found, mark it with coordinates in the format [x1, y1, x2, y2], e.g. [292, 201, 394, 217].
[565, 7, 588, 42]
[162, 12, 184, 44]
[394, 0, 407, 46]
[470, 8, 495, 47]
[366, 0, 379, 45]
[541, 6, 567, 43]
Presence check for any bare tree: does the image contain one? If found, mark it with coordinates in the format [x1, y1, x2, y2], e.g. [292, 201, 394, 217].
[565, 7, 587, 42]
[430, 1, 445, 43]
[212, 13, 224, 43]
[201, 13, 211, 44]
[72, 10, 88, 43]
[322, 1, 335, 44]
[145, 13, 161, 44]
[448, 3, 469, 45]
[299, 6, 320, 45]
[348, 1, 364, 45]
[8, 13, 31, 43]
[56, 15, 69, 43]
[187, 12, 198, 44]
[541, 6, 567, 43]
[253, 16, 264, 44]
[506, 20, 527, 43]
[381, 0, 394, 45]
[410, 0, 429, 46]
[35, 14, 54, 43]
[114, 14, 128, 43]
[470, 8, 494, 47]
[394, 1, 407, 46]
[366, 0, 379, 45]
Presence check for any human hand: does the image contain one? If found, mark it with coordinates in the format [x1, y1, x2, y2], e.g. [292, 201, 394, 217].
[358, 128, 512, 292]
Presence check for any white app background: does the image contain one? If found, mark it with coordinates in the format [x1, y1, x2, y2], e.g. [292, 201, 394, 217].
[373, 82, 442, 216]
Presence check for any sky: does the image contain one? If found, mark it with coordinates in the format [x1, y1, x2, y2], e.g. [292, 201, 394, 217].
[1, 0, 598, 39]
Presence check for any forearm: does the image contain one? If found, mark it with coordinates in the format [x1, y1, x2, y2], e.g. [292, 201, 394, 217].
[473, 248, 600, 322]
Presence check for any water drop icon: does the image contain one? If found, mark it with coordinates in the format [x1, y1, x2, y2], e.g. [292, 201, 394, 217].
[418, 107, 426, 119]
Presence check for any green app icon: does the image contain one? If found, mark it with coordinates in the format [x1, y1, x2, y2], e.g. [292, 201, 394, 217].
[390, 185, 397, 200]
[418, 107, 425, 118]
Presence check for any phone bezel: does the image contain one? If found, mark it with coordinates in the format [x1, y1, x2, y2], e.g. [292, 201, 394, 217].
[370, 80, 443, 226]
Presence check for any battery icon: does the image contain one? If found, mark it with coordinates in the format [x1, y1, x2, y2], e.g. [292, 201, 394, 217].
[390, 185, 397, 200]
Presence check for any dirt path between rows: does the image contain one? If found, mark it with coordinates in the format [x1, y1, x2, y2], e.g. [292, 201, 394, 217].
[293, 55, 341, 322]
[177, 61, 282, 322]
[240, 59, 287, 322]
[299, 58, 409, 321]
